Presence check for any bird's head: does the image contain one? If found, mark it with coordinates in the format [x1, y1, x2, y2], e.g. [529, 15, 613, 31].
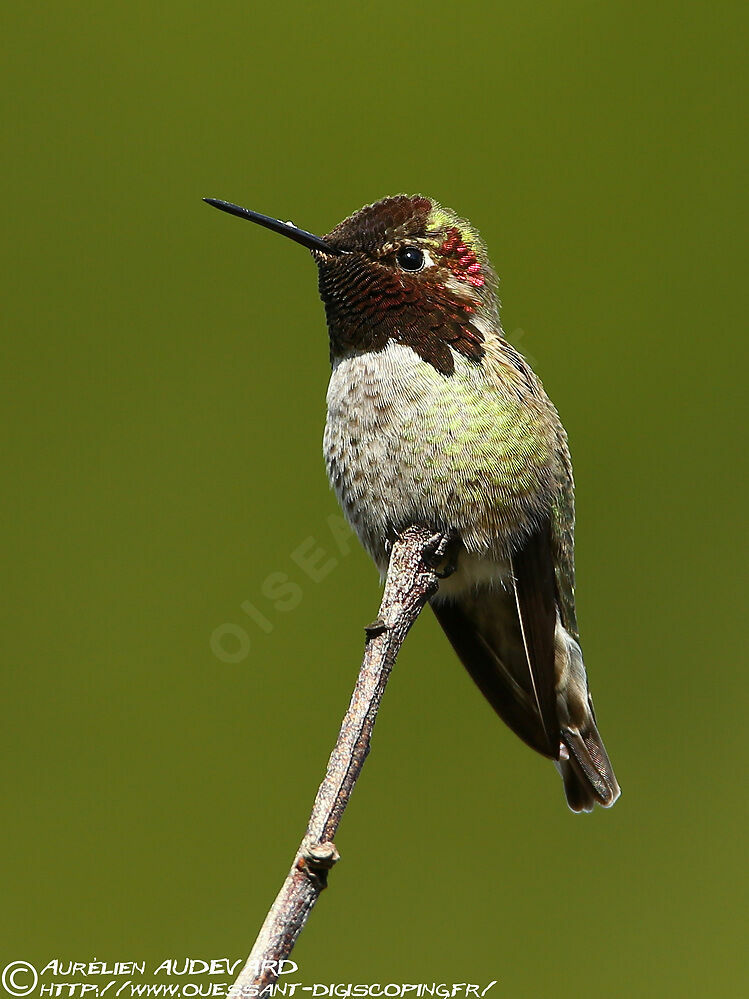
[204, 194, 499, 375]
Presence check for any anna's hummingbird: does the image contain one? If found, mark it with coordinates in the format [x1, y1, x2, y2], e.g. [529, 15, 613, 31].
[205, 194, 620, 812]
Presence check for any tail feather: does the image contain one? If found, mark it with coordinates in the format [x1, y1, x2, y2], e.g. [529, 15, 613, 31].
[557, 723, 620, 812]
[554, 624, 621, 812]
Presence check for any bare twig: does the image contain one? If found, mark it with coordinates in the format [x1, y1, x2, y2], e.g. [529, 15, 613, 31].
[229, 526, 445, 996]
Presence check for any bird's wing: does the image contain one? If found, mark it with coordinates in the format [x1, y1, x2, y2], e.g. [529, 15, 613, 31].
[432, 519, 560, 759]
[510, 518, 560, 755]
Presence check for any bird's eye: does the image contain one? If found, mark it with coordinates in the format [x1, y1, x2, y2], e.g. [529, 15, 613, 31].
[396, 246, 425, 272]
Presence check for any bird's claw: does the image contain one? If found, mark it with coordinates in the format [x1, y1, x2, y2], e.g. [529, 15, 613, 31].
[423, 528, 459, 579]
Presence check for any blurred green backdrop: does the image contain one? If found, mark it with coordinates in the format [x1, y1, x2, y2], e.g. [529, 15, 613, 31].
[2, 2, 746, 997]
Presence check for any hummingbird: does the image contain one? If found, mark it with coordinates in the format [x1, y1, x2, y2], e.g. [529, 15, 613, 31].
[204, 194, 620, 812]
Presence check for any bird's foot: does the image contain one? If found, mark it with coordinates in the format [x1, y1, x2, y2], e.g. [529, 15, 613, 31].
[423, 528, 459, 579]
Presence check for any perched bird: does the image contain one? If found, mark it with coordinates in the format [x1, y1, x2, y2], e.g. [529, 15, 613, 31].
[205, 194, 620, 812]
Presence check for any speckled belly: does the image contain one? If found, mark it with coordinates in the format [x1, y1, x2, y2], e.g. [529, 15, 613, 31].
[323, 342, 555, 588]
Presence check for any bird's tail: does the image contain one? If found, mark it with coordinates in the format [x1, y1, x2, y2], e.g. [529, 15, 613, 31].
[554, 624, 621, 812]
[556, 721, 620, 812]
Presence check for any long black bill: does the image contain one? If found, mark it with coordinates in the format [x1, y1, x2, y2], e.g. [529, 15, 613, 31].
[203, 198, 342, 255]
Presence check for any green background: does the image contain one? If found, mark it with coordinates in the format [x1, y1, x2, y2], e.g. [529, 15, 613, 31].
[3, 2, 746, 997]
